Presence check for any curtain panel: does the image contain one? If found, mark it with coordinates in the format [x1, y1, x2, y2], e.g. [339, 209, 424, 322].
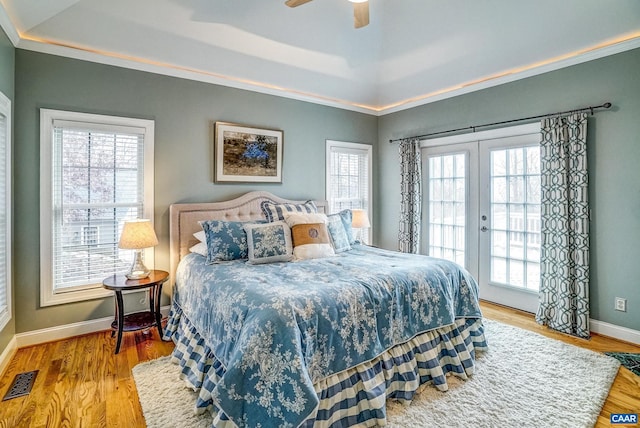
[536, 113, 590, 338]
[398, 138, 422, 254]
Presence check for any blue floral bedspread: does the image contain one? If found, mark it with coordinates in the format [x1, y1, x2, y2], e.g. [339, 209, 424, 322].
[169, 245, 482, 428]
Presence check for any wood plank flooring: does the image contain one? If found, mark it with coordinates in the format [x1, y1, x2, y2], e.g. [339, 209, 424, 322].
[0, 301, 638, 427]
[0, 328, 173, 428]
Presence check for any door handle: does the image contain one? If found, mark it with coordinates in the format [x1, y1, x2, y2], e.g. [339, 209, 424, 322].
[480, 226, 488, 232]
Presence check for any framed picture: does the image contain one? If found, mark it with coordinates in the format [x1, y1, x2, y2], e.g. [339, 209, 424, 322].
[214, 122, 283, 183]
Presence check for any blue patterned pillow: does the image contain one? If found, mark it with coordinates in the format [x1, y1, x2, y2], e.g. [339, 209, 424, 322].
[326, 214, 351, 253]
[199, 220, 257, 264]
[261, 200, 318, 222]
[244, 222, 293, 264]
[331, 209, 355, 245]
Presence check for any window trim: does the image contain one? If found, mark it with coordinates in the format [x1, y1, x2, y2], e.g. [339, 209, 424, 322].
[325, 140, 373, 243]
[0, 91, 11, 330]
[39, 109, 155, 306]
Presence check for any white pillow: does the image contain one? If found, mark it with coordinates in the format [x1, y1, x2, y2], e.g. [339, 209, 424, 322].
[194, 230, 206, 243]
[189, 242, 207, 257]
[283, 213, 334, 260]
[283, 212, 328, 225]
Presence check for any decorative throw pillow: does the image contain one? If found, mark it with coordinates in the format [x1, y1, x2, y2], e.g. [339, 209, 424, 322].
[244, 221, 293, 264]
[283, 213, 335, 260]
[199, 220, 252, 264]
[326, 214, 352, 253]
[261, 200, 318, 222]
[329, 209, 355, 245]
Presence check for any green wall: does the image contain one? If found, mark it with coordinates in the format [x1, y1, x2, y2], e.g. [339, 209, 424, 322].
[0, 26, 14, 354]
[377, 48, 640, 331]
[5, 44, 640, 347]
[0, 29, 12, 97]
[13, 49, 377, 333]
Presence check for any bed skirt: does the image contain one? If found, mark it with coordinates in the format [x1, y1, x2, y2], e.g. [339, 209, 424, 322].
[163, 305, 488, 428]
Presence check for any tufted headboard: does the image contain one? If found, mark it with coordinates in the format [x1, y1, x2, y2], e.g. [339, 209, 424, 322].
[169, 191, 327, 282]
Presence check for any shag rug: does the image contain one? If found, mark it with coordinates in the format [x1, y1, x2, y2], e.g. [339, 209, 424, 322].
[132, 320, 620, 428]
[605, 352, 640, 376]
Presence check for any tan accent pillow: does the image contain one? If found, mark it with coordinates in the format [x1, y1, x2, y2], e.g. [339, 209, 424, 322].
[291, 223, 330, 247]
[283, 213, 335, 260]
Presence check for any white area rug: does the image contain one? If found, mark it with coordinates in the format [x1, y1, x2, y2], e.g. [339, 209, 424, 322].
[132, 320, 620, 428]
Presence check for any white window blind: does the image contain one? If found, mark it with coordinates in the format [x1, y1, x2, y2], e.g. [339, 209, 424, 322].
[53, 125, 144, 289]
[326, 140, 372, 242]
[0, 91, 11, 330]
[327, 145, 370, 212]
[41, 110, 154, 306]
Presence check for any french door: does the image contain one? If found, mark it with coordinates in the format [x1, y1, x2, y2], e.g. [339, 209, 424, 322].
[422, 124, 541, 313]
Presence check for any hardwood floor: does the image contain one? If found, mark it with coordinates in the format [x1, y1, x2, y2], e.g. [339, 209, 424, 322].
[0, 329, 174, 428]
[0, 302, 638, 427]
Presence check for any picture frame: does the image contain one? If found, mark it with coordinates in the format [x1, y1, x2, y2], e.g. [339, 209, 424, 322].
[214, 122, 284, 183]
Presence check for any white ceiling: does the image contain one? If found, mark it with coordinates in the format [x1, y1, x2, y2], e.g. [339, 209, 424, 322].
[1, 0, 639, 114]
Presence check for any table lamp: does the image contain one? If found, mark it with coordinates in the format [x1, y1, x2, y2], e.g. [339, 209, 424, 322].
[118, 219, 158, 279]
[351, 209, 371, 243]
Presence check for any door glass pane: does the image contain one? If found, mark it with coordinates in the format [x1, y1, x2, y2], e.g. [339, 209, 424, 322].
[489, 147, 541, 291]
[428, 153, 466, 267]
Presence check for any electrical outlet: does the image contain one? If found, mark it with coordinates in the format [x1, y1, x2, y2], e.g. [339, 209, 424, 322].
[614, 297, 627, 312]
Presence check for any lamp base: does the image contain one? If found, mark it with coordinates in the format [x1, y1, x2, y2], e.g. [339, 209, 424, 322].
[125, 250, 150, 280]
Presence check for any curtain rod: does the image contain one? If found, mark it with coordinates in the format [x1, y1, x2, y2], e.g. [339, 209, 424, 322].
[388, 102, 612, 144]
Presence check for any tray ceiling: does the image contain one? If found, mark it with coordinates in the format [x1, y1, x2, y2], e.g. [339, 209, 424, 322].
[1, 0, 639, 114]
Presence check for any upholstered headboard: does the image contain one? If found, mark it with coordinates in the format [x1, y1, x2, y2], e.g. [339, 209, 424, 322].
[169, 191, 327, 282]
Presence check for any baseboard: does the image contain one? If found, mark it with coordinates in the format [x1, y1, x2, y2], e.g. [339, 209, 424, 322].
[0, 335, 18, 377]
[5, 307, 638, 356]
[590, 318, 640, 345]
[15, 306, 171, 348]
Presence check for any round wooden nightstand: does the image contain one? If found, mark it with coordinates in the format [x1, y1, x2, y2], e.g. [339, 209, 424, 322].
[102, 270, 169, 354]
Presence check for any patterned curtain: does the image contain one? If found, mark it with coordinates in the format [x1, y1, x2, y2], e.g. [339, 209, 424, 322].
[536, 113, 590, 338]
[398, 138, 422, 253]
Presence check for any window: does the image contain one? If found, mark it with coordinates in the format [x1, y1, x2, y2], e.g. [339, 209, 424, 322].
[487, 146, 541, 291]
[40, 110, 154, 306]
[0, 91, 11, 330]
[326, 140, 372, 243]
[427, 152, 466, 267]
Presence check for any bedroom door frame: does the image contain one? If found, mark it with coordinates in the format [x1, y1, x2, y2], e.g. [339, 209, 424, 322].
[421, 123, 541, 313]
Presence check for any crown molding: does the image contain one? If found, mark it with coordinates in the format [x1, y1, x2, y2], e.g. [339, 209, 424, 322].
[16, 37, 378, 115]
[0, 3, 20, 46]
[379, 35, 640, 115]
[3, 5, 640, 117]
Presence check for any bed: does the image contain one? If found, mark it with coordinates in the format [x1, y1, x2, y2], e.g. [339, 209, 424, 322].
[163, 191, 487, 428]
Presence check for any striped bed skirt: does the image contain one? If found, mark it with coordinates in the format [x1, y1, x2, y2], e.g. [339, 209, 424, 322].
[164, 306, 488, 427]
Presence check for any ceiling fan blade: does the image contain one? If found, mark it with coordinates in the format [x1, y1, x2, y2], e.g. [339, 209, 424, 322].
[285, 0, 313, 7]
[353, 2, 369, 28]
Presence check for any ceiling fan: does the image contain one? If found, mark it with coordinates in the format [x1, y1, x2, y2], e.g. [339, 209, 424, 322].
[285, 0, 370, 29]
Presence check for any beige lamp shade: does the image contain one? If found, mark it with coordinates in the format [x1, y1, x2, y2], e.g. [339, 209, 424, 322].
[351, 209, 371, 229]
[118, 219, 158, 250]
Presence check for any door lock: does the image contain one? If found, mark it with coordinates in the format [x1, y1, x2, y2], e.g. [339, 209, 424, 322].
[481, 226, 488, 232]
